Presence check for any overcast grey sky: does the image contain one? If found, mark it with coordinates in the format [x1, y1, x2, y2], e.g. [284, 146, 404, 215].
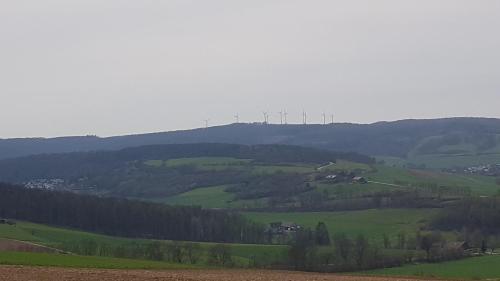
[1, 1, 499, 138]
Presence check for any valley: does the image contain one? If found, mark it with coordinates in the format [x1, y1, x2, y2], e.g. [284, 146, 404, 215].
[1, 134, 499, 280]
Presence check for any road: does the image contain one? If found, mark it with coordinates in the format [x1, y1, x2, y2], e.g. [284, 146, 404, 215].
[367, 180, 408, 188]
[317, 162, 335, 171]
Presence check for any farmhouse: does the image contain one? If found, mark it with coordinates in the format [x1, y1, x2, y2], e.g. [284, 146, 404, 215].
[324, 171, 356, 182]
[269, 222, 302, 235]
[282, 223, 301, 232]
[325, 175, 338, 180]
[353, 176, 367, 184]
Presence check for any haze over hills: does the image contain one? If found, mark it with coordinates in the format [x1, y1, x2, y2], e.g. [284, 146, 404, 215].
[1, 118, 500, 163]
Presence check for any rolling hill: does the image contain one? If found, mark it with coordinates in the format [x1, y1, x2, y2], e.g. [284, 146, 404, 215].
[1, 118, 500, 169]
[0, 142, 496, 210]
[0, 143, 372, 200]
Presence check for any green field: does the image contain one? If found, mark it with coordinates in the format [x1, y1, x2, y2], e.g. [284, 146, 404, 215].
[411, 153, 500, 170]
[314, 162, 499, 199]
[163, 185, 268, 209]
[0, 221, 127, 248]
[315, 182, 395, 199]
[321, 160, 373, 173]
[366, 165, 499, 196]
[151, 156, 500, 210]
[146, 157, 315, 175]
[163, 157, 252, 171]
[366, 255, 500, 280]
[0, 222, 287, 267]
[395, 135, 500, 169]
[0, 251, 195, 269]
[379, 153, 500, 170]
[160, 160, 500, 210]
[164, 185, 236, 208]
[244, 209, 438, 242]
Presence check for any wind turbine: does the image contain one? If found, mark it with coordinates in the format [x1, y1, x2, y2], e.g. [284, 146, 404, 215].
[278, 111, 284, 125]
[302, 111, 307, 125]
[330, 114, 334, 124]
[262, 111, 269, 124]
[204, 119, 210, 129]
[322, 113, 327, 125]
[234, 114, 240, 123]
[284, 110, 288, 125]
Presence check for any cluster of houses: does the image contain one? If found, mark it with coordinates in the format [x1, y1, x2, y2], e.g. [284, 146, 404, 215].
[24, 179, 65, 190]
[446, 164, 500, 177]
[463, 164, 500, 176]
[267, 222, 302, 235]
[324, 171, 367, 184]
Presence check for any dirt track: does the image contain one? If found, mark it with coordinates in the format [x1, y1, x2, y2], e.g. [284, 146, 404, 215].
[0, 266, 446, 281]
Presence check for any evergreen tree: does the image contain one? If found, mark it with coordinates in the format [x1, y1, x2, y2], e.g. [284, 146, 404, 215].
[315, 222, 331, 245]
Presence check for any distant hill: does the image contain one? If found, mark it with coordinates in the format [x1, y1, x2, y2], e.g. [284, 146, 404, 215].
[0, 142, 496, 211]
[0, 143, 372, 199]
[1, 118, 500, 163]
[0, 143, 372, 182]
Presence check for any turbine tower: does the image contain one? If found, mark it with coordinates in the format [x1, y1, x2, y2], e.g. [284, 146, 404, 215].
[322, 113, 326, 125]
[284, 110, 288, 125]
[330, 114, 334, 124]
[234, 114, 240, 123]
[302, 111, 307, 125]
[262, 111, 269, 124]
[278, 111, 284, 125]
[204, 119, 210, 129]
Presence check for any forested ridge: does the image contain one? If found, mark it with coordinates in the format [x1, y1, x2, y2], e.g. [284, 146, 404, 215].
[0, 143, 372, 183]
[1, 117, 499, 160]
[0, 183, 265, 244]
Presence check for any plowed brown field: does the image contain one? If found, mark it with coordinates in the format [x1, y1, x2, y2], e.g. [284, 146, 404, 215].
[0, 266, 450, 281]
[0, 239, 59, 254]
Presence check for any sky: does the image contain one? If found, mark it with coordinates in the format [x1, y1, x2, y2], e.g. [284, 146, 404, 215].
[1, 0, 500, 138]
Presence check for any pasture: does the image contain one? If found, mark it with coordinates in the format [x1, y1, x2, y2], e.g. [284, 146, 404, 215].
[366, 255, 500, 280]
[146, 157, 315, 174]
[0, 221, 287, 267]
[0, 251, 194, 269]
[366, 165, 499, 196]
[244, 209, 438, 243]
[163, 185, 268, 209]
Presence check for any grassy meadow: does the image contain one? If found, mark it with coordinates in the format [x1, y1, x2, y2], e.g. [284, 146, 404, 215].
[164, 185, 236, 208]
[145, 157, 315, 174]
[163, 185, 269, 209]
[365, 255, 500, 280]
[244, 208, 438, 243]
[365, 165, 499, 196]
[0, 221, 287, 267]
[0, 251, 196, 269]
[157, 157, 500, 210]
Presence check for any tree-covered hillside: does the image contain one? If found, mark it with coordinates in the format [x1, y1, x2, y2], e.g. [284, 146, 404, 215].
[1, 118, 499, 162]
[0, 183, 265, 244]
[0, 143, 372, 181]
[0, 143, 372, 199]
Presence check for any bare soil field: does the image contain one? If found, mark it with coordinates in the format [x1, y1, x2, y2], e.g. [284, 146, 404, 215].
[0, 266, 451, 281]
[0, 239, 58, 254]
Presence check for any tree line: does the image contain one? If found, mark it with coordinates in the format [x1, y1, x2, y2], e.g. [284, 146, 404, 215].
[431, 197, 500, 235]
[0, 183, 265, 244]
[62, 239, 235, 266]
[287, 228, 473, 273]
